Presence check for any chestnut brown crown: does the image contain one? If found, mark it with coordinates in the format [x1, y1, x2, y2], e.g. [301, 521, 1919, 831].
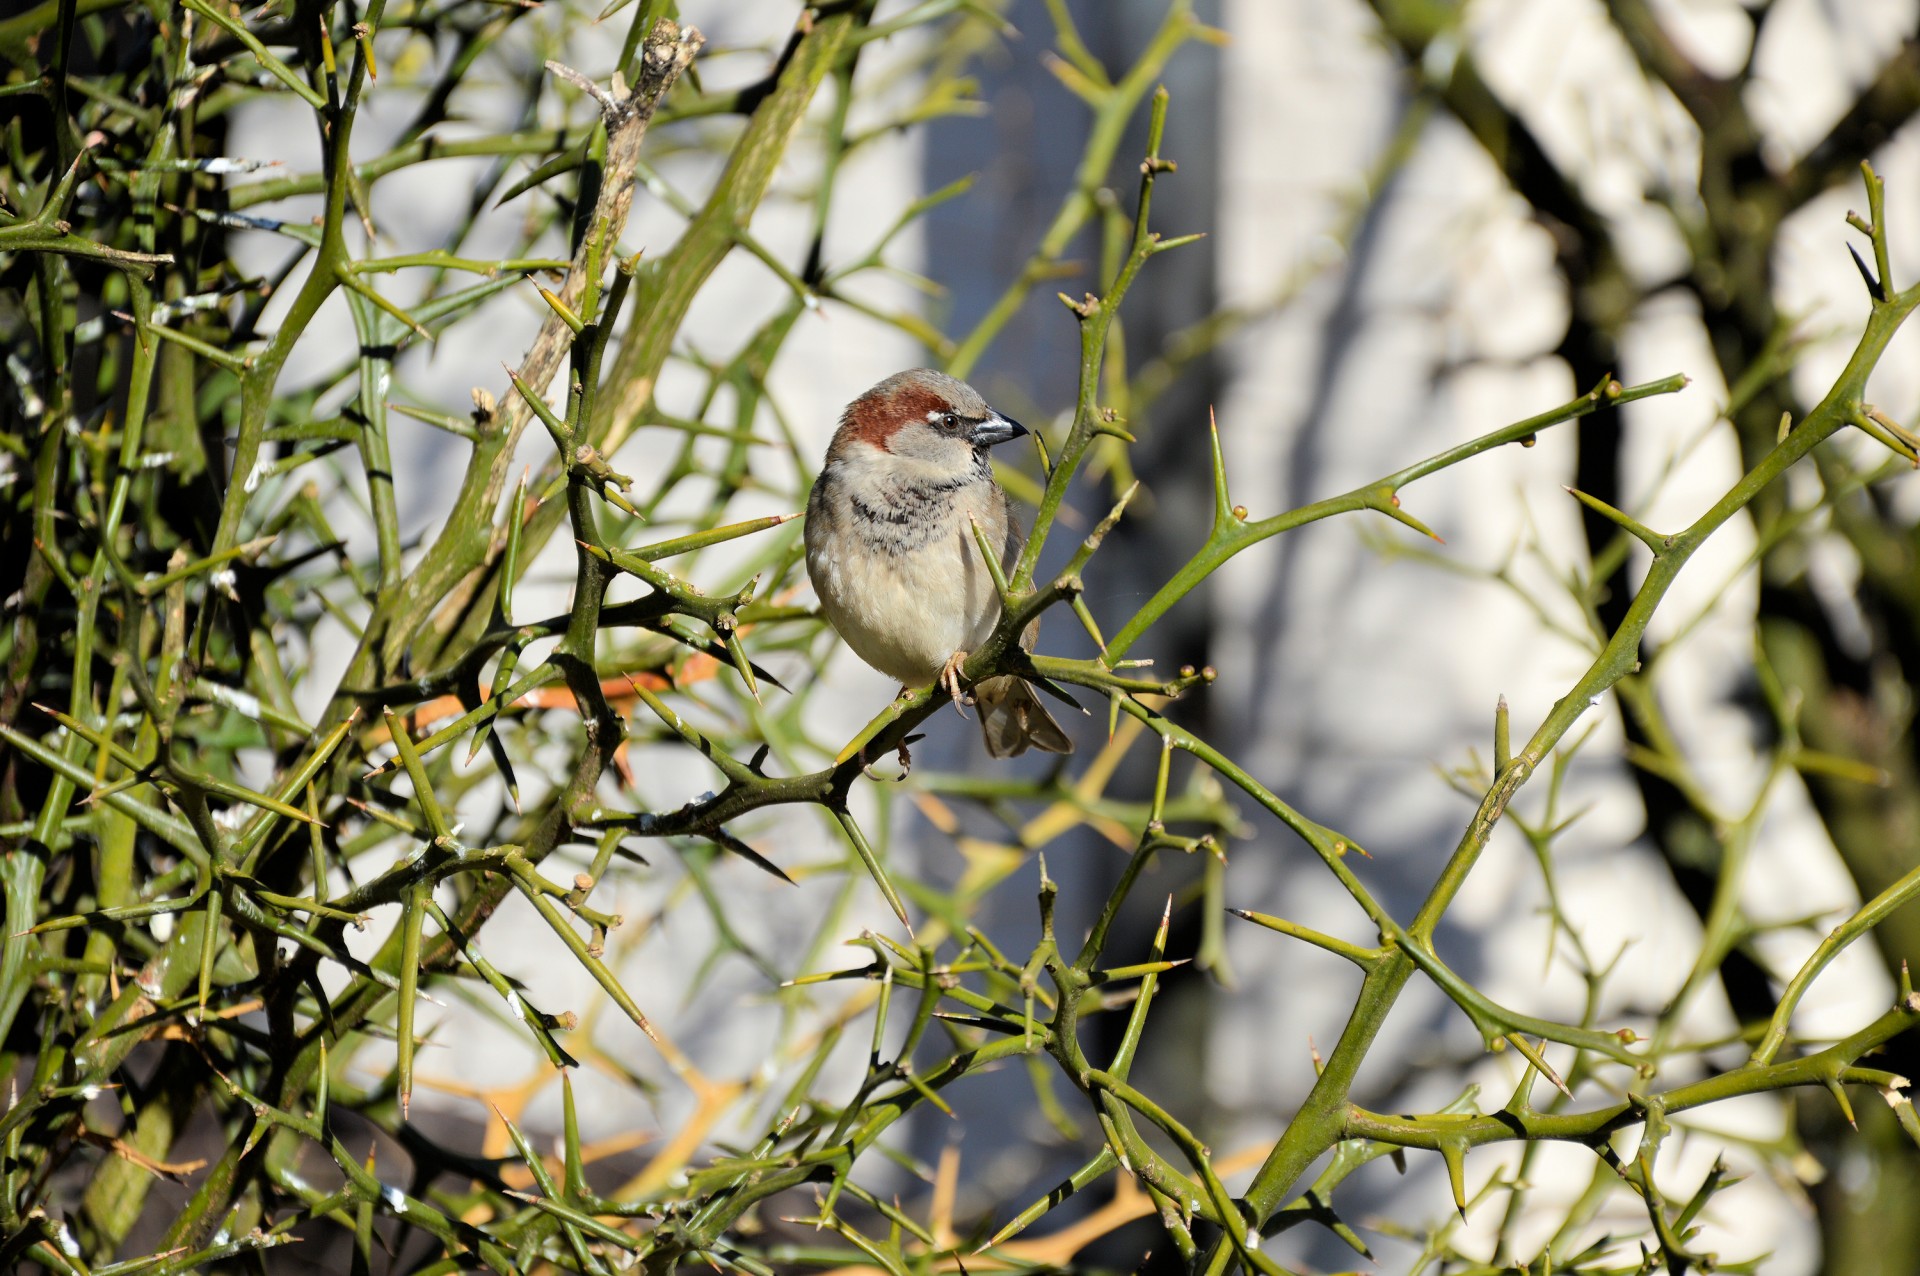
[829, 368, 1027, 468]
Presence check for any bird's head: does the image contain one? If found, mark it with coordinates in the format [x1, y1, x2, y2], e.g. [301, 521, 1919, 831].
[828, 368, 1028, 475]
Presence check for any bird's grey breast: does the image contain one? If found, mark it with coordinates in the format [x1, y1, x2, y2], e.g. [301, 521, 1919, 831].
[835, 464, 992, 555]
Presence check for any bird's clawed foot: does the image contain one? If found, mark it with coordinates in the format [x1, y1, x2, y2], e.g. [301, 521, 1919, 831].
[858, 736, 918, 782]
[939, 651, 972, 716]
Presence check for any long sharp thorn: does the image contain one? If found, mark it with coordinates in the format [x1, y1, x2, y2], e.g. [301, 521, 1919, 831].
[1849, 243, 1886, 302]
[1440, 1139, 1468, 1220]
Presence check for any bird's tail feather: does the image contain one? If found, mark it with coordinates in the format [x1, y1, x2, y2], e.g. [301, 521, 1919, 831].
[975, 676, 1074, 758]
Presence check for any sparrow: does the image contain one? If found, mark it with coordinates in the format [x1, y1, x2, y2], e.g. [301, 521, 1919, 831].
[805, 368, 1074, 758]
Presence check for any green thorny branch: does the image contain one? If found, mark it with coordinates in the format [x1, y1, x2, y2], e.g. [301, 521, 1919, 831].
[3, 0, 1919, 1272]
[1189, 163, 1920, 1276]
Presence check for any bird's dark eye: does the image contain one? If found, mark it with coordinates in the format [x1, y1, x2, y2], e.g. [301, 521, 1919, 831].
[939, 413, 961, 431]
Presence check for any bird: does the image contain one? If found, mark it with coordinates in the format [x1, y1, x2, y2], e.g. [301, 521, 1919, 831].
[805, 368, 1074, 759]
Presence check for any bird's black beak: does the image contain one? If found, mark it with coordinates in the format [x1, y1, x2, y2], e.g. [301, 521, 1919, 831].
[970, 412, 1028, 449]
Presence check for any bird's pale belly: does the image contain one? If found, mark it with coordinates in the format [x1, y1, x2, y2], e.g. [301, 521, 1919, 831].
[808, 525, 998, 686]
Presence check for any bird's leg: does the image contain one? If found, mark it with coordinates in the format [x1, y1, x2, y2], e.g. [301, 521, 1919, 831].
[939, 651, 972, 716]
